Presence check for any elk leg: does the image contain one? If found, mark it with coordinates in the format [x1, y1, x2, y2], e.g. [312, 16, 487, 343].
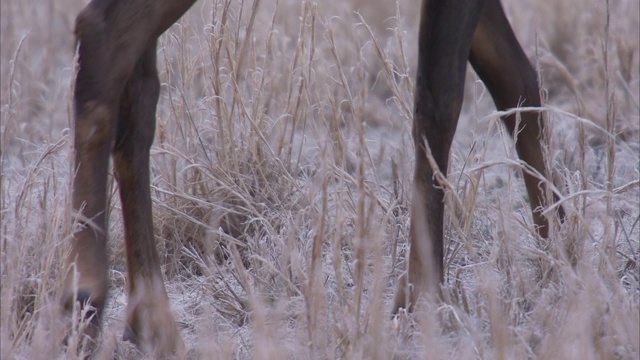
[63, 0, 196, 350]
[62, 5, 117, 341]
[469, 0, 565, 238]
[112, 43, 183, 353]
[393, 0, 486, 313]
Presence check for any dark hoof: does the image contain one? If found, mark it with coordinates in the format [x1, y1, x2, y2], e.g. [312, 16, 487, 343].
[122, 325, 141, 348]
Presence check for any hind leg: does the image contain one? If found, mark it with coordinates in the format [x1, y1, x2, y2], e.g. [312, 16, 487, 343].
[113, 42, 183, 355]
[469, 0, 565, 236]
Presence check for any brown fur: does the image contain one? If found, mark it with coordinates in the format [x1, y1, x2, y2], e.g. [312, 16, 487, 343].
[62, 0, 563, 354]
[392, 0, 565, 312]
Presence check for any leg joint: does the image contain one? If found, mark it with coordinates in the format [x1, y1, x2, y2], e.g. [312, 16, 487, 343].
[74, 102, 115, 154]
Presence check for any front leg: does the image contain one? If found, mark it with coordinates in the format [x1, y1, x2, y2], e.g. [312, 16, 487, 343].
[393, 0, 485, 313]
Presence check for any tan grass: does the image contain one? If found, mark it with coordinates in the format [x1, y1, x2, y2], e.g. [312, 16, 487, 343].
[1, 0, 638, 358]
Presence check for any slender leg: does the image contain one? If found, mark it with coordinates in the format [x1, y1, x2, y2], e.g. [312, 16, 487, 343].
[393, 0, 486, 313]
[62, 0, 197, 351]
[468, 0, 565, 237]
[113, 43, 183, 354]
[62, 3, 121, 341]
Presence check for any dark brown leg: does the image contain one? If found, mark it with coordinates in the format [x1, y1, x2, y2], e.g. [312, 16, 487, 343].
[62, 3, 121, 341]
[112, 42, 183, 353]
[469, 0, 565, 237]
[393, 0, 486, 313]
[62, 0, 197, 352]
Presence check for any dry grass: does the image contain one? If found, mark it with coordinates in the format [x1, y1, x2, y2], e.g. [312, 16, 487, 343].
[1, 0, 638, 358]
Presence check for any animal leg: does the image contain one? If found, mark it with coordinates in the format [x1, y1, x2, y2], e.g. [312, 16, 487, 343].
[62, 4, 119, 342]
[469, 0, 565, 238]
[393, 0, 486, 313]
[63, 0, 197, 350]
[113, 43, 184, 355]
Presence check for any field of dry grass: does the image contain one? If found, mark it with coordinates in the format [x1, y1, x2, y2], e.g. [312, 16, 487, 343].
[1, 0, 638, 358]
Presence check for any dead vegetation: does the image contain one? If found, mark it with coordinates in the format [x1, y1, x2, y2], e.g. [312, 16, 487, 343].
[1, 0, 638, 358]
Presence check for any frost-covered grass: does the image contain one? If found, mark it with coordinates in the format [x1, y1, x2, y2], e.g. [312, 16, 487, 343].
[1, 0, 638, 358]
